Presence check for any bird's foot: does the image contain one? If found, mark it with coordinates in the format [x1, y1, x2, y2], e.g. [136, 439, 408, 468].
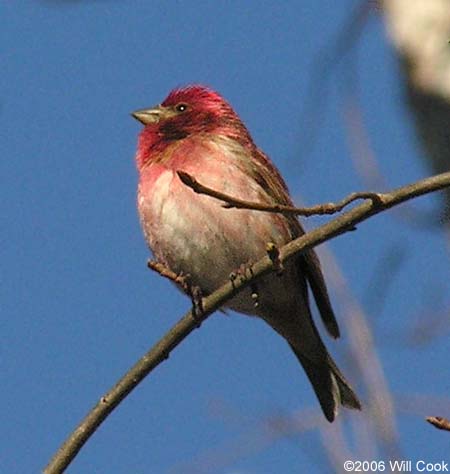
[147, 259, 194, 289]
[180, 274, 204, 327]
[189, 285, 204, 327]
[147, 259, 183, 283]
[147, 259, 204, 325]
[229, 260, 255, 287]
[229, 260, 260, 309]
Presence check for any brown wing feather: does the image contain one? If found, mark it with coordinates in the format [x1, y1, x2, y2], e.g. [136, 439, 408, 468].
[299, 250, 340, 338]
[249, 146, 340, 339]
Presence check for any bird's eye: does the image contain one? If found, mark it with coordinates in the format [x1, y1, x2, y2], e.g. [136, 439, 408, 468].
[175, 103, 188, 112]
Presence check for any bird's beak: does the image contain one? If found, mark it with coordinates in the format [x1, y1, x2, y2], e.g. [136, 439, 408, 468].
[131, 105, 164, 125]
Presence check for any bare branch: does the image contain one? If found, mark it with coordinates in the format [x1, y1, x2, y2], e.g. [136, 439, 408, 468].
[177, 170, 385, 216]
[44, 171, 450, 474]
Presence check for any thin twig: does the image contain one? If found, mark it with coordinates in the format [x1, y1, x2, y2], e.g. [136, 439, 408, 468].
[177, 170, 384, 216]
[426, 416, 450, 432]
[296, 0, 375, 158]
[44, 171, 450, 474]
[320, 247, 402, 460]
[169, 409, 324, 474]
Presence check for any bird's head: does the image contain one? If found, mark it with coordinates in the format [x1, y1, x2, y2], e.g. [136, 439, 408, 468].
[132, 85, 252, 170]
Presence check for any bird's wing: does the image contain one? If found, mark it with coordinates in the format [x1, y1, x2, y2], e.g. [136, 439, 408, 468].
[250, 146, 340, 339]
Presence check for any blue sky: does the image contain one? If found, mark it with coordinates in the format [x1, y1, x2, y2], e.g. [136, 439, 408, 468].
[2, 1, 450, 473]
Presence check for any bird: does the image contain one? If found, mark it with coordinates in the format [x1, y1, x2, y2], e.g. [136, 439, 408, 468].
[132, 85, 361, 422]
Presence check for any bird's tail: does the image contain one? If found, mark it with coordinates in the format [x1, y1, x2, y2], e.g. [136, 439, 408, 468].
[289, 343, 361, 422]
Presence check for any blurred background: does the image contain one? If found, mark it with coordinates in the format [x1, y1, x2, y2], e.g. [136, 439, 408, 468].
[2, 1, 450, 473]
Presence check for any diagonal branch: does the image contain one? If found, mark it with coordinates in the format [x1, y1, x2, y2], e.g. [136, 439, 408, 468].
[44, 171, 450, 474]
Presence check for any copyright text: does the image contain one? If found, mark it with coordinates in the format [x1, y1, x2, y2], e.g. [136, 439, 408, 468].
[343, 460, 448, 472]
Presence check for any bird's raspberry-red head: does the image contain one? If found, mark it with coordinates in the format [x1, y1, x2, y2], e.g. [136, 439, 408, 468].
[133, 85, 253, 172]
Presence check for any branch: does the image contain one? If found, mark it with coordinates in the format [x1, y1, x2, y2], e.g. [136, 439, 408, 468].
[177, 170, 384, 216]
[44, 171, 450, 474]
[426, 416, 450, 432]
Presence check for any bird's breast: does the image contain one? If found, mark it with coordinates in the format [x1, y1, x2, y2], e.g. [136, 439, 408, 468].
[137, 140, 292, 299]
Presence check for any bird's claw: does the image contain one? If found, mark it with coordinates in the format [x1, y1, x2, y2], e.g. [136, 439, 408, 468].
[229, 261, 259, 308]
[189, 285, 204, 327]
[147, 261, 204, 326]
[229, 260, 255, 288]
[179, 274, 204, 327]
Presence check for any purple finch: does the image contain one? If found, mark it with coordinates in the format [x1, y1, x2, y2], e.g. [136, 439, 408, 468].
[132, 85, 361, 421]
